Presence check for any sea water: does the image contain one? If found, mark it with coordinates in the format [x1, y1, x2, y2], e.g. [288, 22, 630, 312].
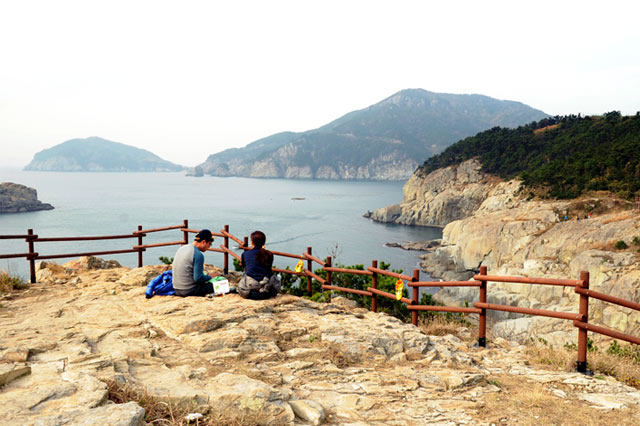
[0, 170, 442, 283]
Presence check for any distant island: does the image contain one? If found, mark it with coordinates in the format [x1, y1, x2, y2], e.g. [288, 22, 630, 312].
[199, 88, 548, 180]
[24, 137, 183, 172]
[0, 182, 54, 213]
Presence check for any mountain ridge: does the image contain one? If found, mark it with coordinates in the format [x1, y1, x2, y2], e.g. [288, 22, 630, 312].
[199, 88, 548, 180]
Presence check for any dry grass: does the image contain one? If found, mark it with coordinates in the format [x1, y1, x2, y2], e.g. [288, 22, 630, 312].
[525, 339, 640, 389]
[474, 374, 639, 426]
[602, 213, 633, 224]
[418, 314, 475, 342]
[0, 270, 29, 293]
[533, 124, 560, 134]
[102, 378, 261, 426]
[588, 239, 623, 252]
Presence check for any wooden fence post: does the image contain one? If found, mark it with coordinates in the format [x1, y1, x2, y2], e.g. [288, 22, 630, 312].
[27, 229, 36, 283]
[412, 268, 420, 326]
[577, 271, 590, 373]
[224, 225, 229, 274]
[478, 265, 487, 347]
[307, 247, 313, 295]
[137, 225, 143, 267]
[371, 260, 378, 313]
[182, 220, 189, 244]
[325, 256, 332, 301]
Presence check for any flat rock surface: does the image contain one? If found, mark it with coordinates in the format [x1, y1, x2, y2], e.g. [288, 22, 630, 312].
[1, 260, 640, 425]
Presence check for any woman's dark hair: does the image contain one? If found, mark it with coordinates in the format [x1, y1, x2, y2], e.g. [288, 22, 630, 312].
[251, 231, 273, 267]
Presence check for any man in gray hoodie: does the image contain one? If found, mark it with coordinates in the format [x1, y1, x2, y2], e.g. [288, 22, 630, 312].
[172, 229, 214, 297]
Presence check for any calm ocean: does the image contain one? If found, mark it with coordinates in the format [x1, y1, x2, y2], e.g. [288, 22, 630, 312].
[0, 169, 441, 282]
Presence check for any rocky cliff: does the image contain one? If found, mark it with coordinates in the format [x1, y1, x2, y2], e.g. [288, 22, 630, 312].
[2, 258, 639, 425]
[427, 194, 640, 346]
[387, 167, 640, 346]
[366, 159, 498, 227]
[0, 182, 54, 214]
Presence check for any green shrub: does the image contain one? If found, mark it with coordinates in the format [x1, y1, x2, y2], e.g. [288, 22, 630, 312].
[233, 258, 244, 272]
[607, 340, 640, 363]
[158, 256, 173, 265]
[615, 240, 629, 250]
[632, 236, 640, 246]
[278, 261, 467, 325]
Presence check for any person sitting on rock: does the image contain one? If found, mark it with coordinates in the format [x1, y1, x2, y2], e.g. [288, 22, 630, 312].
[238, 230, 280, 300]
[172, 229, 214, 297]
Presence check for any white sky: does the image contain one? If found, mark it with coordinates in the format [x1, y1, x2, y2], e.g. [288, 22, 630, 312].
[1, 0, 639, 167]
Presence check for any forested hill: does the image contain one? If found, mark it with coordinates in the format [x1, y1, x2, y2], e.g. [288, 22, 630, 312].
[417, 112, 640, 199]
[24, 137, 183, 172]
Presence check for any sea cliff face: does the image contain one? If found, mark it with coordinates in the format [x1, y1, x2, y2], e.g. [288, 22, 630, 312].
[204, 145, 418, 180]
[366, 159, 497, 226]
[426, 194, 640, 345]
[391, 164, 640, 345]
[0, 182, 54, 214]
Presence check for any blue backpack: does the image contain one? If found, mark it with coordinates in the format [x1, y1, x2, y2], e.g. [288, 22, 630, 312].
[145, 271, 175, 298]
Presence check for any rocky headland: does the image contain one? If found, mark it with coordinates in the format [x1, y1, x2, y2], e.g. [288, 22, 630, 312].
[369, 159, 640, 347]
[0, 182, 54, 214]
[364, 159, 494, 227]
[2, 257, 640, 425]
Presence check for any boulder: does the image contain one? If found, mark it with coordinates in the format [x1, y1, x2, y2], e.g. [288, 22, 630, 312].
[0, 182, 54, 213]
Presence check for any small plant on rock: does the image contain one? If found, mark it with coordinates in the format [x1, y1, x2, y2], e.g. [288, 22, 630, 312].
[615, 240, 629, 250]
[158, 256, 174, 265]
[0, 271, 28, 293]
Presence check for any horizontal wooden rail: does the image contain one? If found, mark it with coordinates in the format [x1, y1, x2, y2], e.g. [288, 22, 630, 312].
[322, 284, 372, 297]
[217, 245, 241, 261]
[574, 321, 640, 345]
[35, 234, 138, 242]
[134, 240, 184, 249]
[305, 269, 325, 285]
[368, 267, 413, 282]
[0, 252, 37, 260]
[182, 228, 225, 238]
[135, 224, 185, 234]
[207, 247, 226, 254]
[474, 274, 582, 287]
[37, 248, 139, 260]
[0, 235, 36, 240]
[575, 287, 640, 312]
[219, 229, 243, 245]
[474, 302, 583, 321]
[270, 250, 305, 260]
[367, 287, 413, 305]
[303, 252, 326, 267]
[410, 280, 481, 288]
[323, 266, 373, 276]
[407, 305, 482, 314]
[272, 267, 307, 277]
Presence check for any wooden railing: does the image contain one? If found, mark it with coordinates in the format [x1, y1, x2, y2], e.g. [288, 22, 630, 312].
[2, 222, 638, 373]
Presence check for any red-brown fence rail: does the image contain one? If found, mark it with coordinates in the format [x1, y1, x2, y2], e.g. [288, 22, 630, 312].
[2, 223, 639, 373]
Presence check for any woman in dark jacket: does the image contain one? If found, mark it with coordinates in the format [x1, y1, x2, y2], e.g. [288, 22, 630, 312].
[238, 231, 280, 299]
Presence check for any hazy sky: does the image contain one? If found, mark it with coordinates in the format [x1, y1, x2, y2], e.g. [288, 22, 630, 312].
[1, 0, 639, 167]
